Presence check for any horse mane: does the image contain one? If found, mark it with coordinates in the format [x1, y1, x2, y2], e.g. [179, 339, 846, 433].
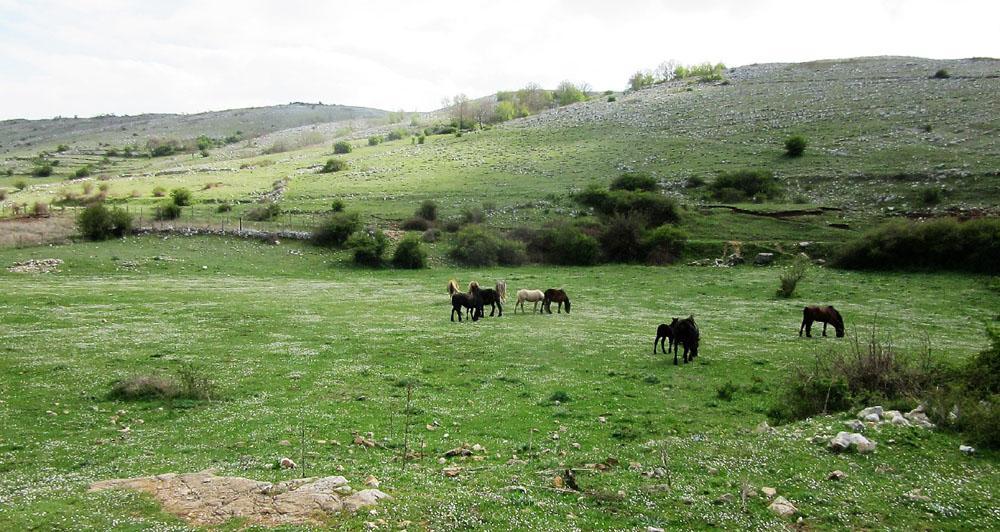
[468, 280, 480, 292]
[495, 280, 507, 302]
[447, 279, 460, 296]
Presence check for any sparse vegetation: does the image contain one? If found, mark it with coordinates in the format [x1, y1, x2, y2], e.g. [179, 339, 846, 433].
[392, 234, 427, 269]
[109, 366, 214, 401]
[776, 256, 809, 298]
[320, 158, 348, 173]
[245, 202, 281, 221]
[76, 203, 134, 240]
[312, 211, 361, 248]
[784, 135, 808, 157]
[347, 229, 389, 267]
[333, 141, 352, 154]
[170, 188, 192, 206]
[708, 169, 782, 202]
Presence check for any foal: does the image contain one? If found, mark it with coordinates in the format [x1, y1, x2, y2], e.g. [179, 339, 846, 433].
[653, 318, 680, 354]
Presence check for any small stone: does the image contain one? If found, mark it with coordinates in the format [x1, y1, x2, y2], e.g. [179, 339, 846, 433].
[472, 443, 484, 452]
[279, 457, 296, 469]
[768, 496, 797, 517]
[761, 487, 777, 498]
[827, 470, 846, 481]
[365, 475, 380, 488]
[857, 406, 883, 421]
[754, 420, 775, 434]
[714, 493, 734, 504]
[845, 419, 865, 432]
[959, 445, 975, 455]
[598, 416, 607, 423]
[707, 467, 719, 475]
[906, 488, 930, 502]
[552, 475, 564, 489]
[442, 467, 461, 478]
[279, 440, 291, 446]
[829, 432, 876, 453]
[571, 442, 581, 449]
[648, 527, 665, 532]
[681, 495, 695, 505]
[334, 485, 354, 495]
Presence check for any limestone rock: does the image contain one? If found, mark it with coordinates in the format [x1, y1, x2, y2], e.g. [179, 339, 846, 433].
[829, 432, 876, 453]
[761, 487, 777, 498]
[857, 406, 883, 421]
[768, 496, 797, 517]
[827, 470, 846, 481]
[753, 253, 775, 265]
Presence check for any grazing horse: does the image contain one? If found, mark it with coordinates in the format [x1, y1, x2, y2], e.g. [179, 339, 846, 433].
[799, 305, 845, 338]
[543, 288, 571, 314]
[451, 281, 483, 322]
[515, 289, 545, 314]
[653, 318, 680, 354]
[670, 315, 699, 365]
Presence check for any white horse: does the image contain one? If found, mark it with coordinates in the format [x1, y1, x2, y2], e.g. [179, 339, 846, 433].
[515, 289, 545, 314]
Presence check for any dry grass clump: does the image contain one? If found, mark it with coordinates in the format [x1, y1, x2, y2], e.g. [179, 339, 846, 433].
[109, 367, 215, 401]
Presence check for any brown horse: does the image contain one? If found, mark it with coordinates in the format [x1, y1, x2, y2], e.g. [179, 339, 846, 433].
[799, 306, 845, 338]
[451, 281, 483, 322]
[543, 289, 571, 314]
[670, 315, 700, 365]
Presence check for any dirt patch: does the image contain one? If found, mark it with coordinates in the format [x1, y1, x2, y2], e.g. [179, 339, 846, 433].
[88, 469, 390, 526]
[8, 258, 63, 273]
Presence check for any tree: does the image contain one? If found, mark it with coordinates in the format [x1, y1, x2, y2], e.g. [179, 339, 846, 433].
[473, 98, 496, 128]
[655, 60, 679, 82]
[554, 81, 587, 106]
[448, 93, 470, 130]
[628, 70, 655, 91]
[516, 83, 553, 113]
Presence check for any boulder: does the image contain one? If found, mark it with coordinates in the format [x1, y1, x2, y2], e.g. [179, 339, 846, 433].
[844, 419, 865, 432]
[827, 470, 846, 481]
[959, 445, 975, 455]
[768, 496, 797, 517]
[753, 253, 775, 265]
[904, 408, 936, 429]
[829, 432, 876, 453]
[761, 487, 777, 498]
[857, 406, 883, 421]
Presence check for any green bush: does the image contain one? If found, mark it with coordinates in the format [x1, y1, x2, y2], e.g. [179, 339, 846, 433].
[417, 199, 438, 221]
[421, 228, 441, 243]
[417, 135, 426, 144]
[776, 256, 809, 298]
[109, 366, 214, 401]
[386, 129, 408, 141]
[607, 96, 616, 102]
[333, 141, 352, 154]
[918, 186, 943, 206]
[77, 203, 133, 240]
[642, 224, 688, 264]
[367, 135, 383, 146]
[32, 164, 53, 177]
[497, 239, 528, 266]
[784, 135, 808, 157]
[155, 202, 181, 220]
[246, 202, 281, 221]
[574, 185, 680, 225]
[708, 169, 782, 202]
[401, 217, 431, 231]
[600, 213, 646, 262]
[833, 217, 1000, 274]
[449, 225, 501, 266]
[933, 69, 950, 79]
[392, 235, 427, 269]
[347, 229, 389, 267]
[609, 172, 658, 192]
[152, 186, 167, 197]
[460, 206, 486, 225]
[74, 165, 92, 178]
[320, 158, 348, 173]
[331, 199, 345, 212]
[530, 223, 601, 266]
[216, 203, 232, 213]
[312, 211, 361, 248]
[14, 179, 27, 191]
[170, 188, 192, 206]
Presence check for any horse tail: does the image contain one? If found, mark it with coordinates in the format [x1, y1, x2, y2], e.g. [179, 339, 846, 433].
[448, 279, 460, 296]
[496, 281, 507, 302]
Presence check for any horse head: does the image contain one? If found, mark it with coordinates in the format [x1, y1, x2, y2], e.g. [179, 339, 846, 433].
[563, 295, 571, 313]
[829, 307, 846, 337]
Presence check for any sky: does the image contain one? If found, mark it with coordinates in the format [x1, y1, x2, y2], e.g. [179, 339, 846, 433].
[1, 0, 998, 120]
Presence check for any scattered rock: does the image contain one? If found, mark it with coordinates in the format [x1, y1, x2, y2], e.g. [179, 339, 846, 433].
[906, 488, 931, 502]
[959, 445, 975, 455]
[552, 475, 564, 489]
[829, 432, 876, 453]
[858, 406, 883, 422]
[88, 471, 389, 526]
[753, 253, 775, 265]
[647, 527, 665, 532]
[365, 475, 380, 488]
[442, 467, 462, 478]
[761, 487, 777, 498]
[8, 258, 63, 273]
[597, 416, 607, 423]
[905, 407, 936, 429]
[279, 457, 296, 469]
[714, 493, 734, 505]
[845, 419, 865, 432]
[768, 496, 797, 517]
[680, 495, 695, 505]
[754, 420, 775, 434]
[827, 470, 846, 481]
[444, 446, 472, 458]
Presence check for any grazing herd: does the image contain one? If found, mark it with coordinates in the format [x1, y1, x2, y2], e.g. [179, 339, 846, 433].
[447, 278, 846, 365]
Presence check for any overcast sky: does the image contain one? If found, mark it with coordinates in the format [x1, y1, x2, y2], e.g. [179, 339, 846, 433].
[1, 0, 997, 120]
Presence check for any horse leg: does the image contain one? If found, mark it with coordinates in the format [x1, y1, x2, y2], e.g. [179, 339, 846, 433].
[799, 317, 806, 337]
[683, 345, 690, 364]
[822, 321, 828, 337]
[497, 301, 503, 317]
[654, 335, 660, 355]
[804, 319, 812, 338]
[673, 345, 678, 365]
[557, 301, 562, 314]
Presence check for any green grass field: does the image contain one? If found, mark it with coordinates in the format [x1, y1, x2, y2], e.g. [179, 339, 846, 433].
[1, 236, 997, 530]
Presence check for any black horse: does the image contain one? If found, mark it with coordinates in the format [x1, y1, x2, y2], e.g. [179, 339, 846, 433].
[799, 305, 845, 338]
[543, 289, 571, 314]
[670, 315, 699, 365]
[478, 288, 503, 317]
[451, 283, 483, 322]
[653, 318, 679, 354]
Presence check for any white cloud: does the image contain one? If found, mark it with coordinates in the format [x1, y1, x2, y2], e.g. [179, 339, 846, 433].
[0, 0, 997, 119]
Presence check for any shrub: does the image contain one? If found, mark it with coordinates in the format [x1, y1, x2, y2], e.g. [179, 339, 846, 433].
[109, 366, 214, 401]
[708, 169, 782, 202]
[642, 224, 688, 264]
[333, 141, 352, 154]
[609, 172, 658, 192]
[833, 217, 1000, 274]
[312, 211, 361, 248]
[330, 199, 346, 212]
[933, 69, 950, 79]
[421, 228, 441, 243]
[246, 202, 281, 221]
[74, 165, 92, 178]
[532, 223, 601, 265]
[417, 199, 438, 221]
[155, 202, 182, 220]
[32, 164, 53, 177]
[417, 135, 426, 144]
[170, 187, 192, 206]
[918, 186, 943, 206]
[14, 180, 28, 191]
[152, 186, 167, 197]
[607, 96, 616, 102]
[56, 144, 69, 152]
[460, 206, 486, 225]
[216, 203, 232, 213]
[0, 189, 6, 201]
[31, 202, 49, 217]
[963, 327, 1000, 397]
[776, 256, 809, 298]
[600, 213, 647, 262]
[574, 185, 680, 225]
[347, 229, 389, 267]
[392, 235, 427, 269]
[320, 158, 348, 173]
[549, 390, 571, 403]
[401, 216, 431, 231]
[368, 135, 383, 146]
[497, 239, 528, 266]
[717, 382, 737, 401]
[386, 129, 408, 141]
[685, 176, 705, 188]
[77, 203, 134, 240]
[449, 225, 500, 266]
[784, 135, 808, 157]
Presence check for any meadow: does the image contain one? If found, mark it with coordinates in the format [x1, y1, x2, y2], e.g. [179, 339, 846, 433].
[1, 236, 997, 530]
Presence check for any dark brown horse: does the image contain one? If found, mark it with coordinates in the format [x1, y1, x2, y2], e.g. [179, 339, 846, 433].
[653, 318, 679, 354]
[670, 315, 700, 365]
[799, 305, 844, 338]
[451, 282, 483, 322]
[543, 289, 571, 314]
